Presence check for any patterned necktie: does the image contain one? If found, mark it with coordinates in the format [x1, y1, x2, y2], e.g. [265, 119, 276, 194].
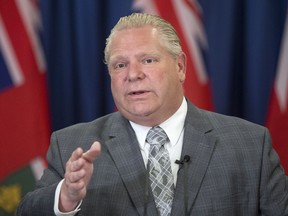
[146, 126, 174, 216]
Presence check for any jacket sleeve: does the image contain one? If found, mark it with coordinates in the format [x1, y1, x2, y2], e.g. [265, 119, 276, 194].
[259, 128, 288, 215]
[17, 132, 66, 216]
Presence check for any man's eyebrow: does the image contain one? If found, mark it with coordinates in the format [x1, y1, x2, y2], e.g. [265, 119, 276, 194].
[109, 55, 128, 64]
[110, 52, 160, 62]
[135, 52, 160, 59]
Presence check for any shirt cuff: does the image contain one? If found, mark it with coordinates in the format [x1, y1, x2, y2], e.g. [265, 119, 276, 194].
[54, 179, 82, 216]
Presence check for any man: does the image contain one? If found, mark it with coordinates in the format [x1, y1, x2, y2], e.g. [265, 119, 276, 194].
[17, 13, 288, 216]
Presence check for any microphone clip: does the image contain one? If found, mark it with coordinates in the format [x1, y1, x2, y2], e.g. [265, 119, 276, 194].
[175, 155, 190, 165]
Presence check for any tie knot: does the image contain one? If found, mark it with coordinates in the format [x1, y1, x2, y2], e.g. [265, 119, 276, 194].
[146, 126, 168, 146]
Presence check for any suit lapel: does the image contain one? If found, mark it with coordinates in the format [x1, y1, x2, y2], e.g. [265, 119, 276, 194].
[171, 102, 217, 216]
[105, 116, 157, 215]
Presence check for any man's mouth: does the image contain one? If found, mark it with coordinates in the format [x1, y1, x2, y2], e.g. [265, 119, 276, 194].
[129, 90, 148, 95]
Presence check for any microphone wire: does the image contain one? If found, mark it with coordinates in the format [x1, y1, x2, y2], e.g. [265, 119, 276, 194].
[175, 155, 190, 216]
[144, 164, 150, 216]
[183, 159, 189, 216]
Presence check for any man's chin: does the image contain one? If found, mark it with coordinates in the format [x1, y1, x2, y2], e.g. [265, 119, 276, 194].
[121, 108, 154, 121]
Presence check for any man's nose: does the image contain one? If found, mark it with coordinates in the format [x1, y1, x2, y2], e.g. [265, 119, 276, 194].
[127, 62, 145, 81]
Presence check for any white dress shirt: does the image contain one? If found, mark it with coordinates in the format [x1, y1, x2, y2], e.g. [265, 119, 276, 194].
[54, 97, 187, 215]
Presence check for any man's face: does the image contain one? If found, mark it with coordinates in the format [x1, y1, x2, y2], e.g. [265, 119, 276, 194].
[108, 26, 186, 126]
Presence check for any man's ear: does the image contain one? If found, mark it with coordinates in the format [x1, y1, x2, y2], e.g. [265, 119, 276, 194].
[177, 52, 186, 83]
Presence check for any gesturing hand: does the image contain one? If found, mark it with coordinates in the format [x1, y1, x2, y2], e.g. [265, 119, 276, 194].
[59, 141, 101, 212]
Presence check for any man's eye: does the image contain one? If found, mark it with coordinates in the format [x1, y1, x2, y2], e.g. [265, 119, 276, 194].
[143, 58, 155, 64]
[115, 63, 126, 69]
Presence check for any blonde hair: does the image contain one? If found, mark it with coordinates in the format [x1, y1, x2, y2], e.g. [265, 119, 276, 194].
[104, 13, 182, 64]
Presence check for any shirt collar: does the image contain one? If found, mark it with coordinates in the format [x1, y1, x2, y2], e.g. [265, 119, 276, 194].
[130, 97, 187, 150]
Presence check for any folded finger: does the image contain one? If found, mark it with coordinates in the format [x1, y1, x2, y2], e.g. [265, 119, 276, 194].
[70, 148, 84, 162]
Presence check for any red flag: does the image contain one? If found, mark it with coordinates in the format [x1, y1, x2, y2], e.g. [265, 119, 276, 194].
[133, 0, 213, 111]
[266, 11, 288, 174]
[0, 0, 50, 180]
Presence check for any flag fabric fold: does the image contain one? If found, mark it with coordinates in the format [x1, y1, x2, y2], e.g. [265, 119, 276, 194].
[266, 8, 288, 174]
[0, 0, 50, 214]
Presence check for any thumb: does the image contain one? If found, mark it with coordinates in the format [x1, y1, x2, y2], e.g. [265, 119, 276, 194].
[82, 141, 101, 163]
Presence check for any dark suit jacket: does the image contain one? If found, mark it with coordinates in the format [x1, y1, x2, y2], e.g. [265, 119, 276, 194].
[17, 100, 288, 215]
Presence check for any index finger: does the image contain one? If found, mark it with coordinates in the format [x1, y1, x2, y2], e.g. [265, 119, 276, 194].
[70, 147, 84, 162]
